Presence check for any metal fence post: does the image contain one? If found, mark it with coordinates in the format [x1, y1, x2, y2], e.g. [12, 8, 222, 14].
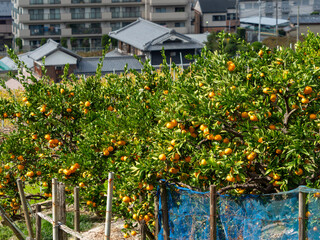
[299, 191, 306, 240]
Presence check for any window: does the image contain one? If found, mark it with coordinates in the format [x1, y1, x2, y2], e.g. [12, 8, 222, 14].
[49, 0, 60, 3]
[90, 8, 101, 19]
[48, 24, 61, 35]
[174, 22, 185, 27]
[175, 7, 184, 12]
[123, 7, 140, 18]
[29, 9, 44, 20]
[155, 7, 166, 13]
[70, 8, 85, 19]
[122, 22, 131, 27]
[49, 9, 60, 20]
[29, 25, 44, 35]
[212, 15, 226, 21]
[111, 7, 120, 18]
[227, 13, 236, 20]
[111, 22, 121, 31]
[30, 0, 43, 5]
[302, 0, 309, 5]
[157, 22, 166, 26]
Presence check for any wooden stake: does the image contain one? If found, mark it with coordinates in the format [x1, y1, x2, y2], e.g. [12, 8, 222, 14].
[104, 172, 114, 240]
[35, 204, 41, 240]
[59, 183, 67, 240]
[52, 178, 59, 240]
[154, 194, 159, 239]
[74, 186, 80, 240]
[0, 205, 25, 240]
[160, 182, 169, 240]
[17, 179, 34, 240]
[299, 191, 306, 240]
[140, 220, 147, 240]
[210, 185, 217, 240]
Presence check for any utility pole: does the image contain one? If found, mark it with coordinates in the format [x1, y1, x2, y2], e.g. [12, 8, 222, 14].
[297, 0, 300, 42]
[258, 0, 261, 42]
[236, 0, 239, 30]
[275, 0, 278, 37]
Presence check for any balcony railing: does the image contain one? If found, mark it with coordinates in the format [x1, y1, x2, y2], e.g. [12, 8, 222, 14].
[71, 12, 101, 19]
[30, 0, 61, 4]
[111, 0, 141, 2]
[71, 0, 102, 3]
[30, 29, 61, 36]
[71, 27, 102, 34]
[111, 11, 140, 18]
[30, 14, 61, 20]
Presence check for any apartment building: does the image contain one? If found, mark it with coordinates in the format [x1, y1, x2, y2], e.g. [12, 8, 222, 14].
[0, 0, 13, 50]
[11, 0, 193, 51]
[239, 0, 318, 20]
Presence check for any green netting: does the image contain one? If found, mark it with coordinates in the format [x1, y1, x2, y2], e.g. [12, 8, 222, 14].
[158, 183, 320, 240]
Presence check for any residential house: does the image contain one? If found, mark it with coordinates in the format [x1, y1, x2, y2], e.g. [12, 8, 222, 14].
[289, 15, 320, 37]
[0, 38, 143, 80]
[108, 18, 204, 67]
[193, 0, 239, 33]
[11, 0, 193, 51]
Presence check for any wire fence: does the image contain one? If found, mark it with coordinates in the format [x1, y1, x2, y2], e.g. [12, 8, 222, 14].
[158, 183, 320, 240]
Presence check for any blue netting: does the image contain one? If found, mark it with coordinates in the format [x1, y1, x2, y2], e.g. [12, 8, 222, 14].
[158, 184, 320, 240]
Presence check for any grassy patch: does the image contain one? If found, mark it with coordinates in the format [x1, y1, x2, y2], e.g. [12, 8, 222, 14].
[0, 212, 96, 240]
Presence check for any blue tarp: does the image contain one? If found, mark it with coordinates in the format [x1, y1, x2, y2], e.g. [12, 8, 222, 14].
[158, 183, 320, 240]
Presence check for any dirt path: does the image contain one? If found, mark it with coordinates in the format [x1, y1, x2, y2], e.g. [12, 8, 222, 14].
[81, 218, 140, 240]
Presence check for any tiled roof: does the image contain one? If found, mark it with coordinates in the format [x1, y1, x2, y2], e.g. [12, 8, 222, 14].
[198, 0, 236, 13]
[75, 56, 143, 74]
[240, 17, 289, 26]
[28, 39, 80, 61]
[109, 18, 203, 52]
[290, 15, 320, 25]
[185, 33, 210, 44]
[0, 57, 17, 70]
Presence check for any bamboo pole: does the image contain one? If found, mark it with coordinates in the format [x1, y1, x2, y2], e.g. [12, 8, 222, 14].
[154, 193, 159, 239]
[74, 186, 80, 240]
[299, 191, 306, 240]
[16, 179, 34, 240]
[160, 182, 169, 240]
[59, 183, 67, 240]
[210, 185, 217, 240]
[35, 204, 41, 240]
[104, 172, 114, 240]
[52, 178, 59, 240]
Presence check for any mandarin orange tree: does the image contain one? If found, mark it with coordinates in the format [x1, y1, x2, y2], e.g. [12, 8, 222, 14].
[1, 32, 320, 237]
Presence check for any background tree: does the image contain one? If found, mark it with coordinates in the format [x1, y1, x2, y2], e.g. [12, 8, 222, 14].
[40, 38, 47, 46]
[81, 38, 90, 49]
[60, 37, 68, 48]
[1, 32, 320, 238]
[205, 31, 219, 52]
[15, 38, 22, 51]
